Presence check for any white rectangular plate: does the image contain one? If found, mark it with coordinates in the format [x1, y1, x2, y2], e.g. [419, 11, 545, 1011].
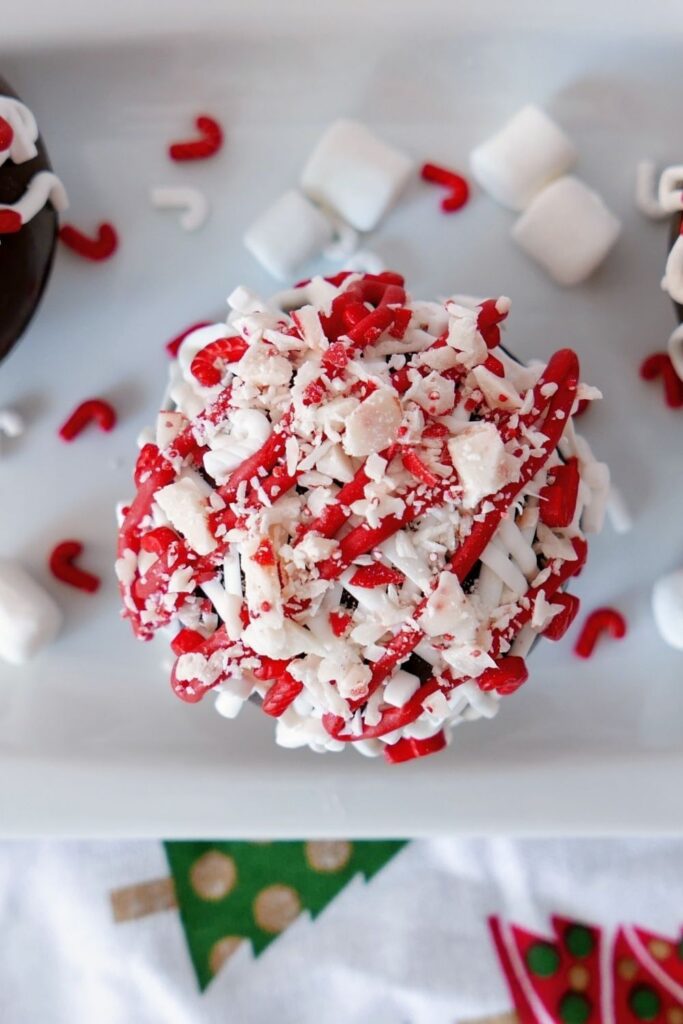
[1, 11, 683, 835]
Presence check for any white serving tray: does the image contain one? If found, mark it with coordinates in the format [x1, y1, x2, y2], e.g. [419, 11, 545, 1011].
[1, 10, 683, 835]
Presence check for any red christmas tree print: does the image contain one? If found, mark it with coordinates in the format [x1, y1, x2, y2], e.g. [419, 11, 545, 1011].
[489, 915, 683, 1023]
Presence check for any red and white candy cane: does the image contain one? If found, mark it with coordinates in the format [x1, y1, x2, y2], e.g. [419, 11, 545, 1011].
[168, 115, 223, 162]
[59, 399, 117, 442]
[574, 607, 627, 658]
[421, 162, 470, 213]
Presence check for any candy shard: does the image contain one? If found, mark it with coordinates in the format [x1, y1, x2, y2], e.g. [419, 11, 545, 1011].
[512, 175, 621, 286]
[470, 104, 577, 211]
[300, 119, 414, 231]
[0, 559, 62, 664]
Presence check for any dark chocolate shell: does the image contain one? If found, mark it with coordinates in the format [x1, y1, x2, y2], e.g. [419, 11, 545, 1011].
[0, 75, 59, 363]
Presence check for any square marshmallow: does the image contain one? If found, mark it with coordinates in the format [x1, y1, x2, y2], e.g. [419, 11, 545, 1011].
[301, 119, 414, 232]
[511, 175, 621, 286]
[470, 104, 577, 211]
[0, 559, 62, 665]
[244, 189, 334, 281]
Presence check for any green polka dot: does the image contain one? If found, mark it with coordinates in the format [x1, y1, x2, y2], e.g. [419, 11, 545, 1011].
[558, 991, 592, 1023]
[565, 923, 595, 958]
[628, 984, 661, 1021]
[526, 941, 560, 977]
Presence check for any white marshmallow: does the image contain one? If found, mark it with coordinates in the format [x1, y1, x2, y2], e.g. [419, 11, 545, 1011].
[652, 569, 683, 651]
[300, 119, 414, 231]
[244, 189, 334, 281]
[470, 104, 577, 211]
[512, 176, 621, 286]
[0, 559, 62, 665]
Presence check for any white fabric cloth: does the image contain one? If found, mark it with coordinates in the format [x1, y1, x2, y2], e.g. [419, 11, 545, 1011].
[0, 838, 681, 1023]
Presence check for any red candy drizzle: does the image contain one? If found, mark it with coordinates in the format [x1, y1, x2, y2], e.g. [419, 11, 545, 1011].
[168, 115, 223, 162]
[574, 607, 627, 658]
[59, 399, 116, 442]
[59, 222, 118, 261]
[49, 541, 100, 593]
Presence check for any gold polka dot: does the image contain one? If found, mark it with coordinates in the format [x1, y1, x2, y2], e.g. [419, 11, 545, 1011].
[667, 1009, 683, 1024]
[305, 840, 352, 873]
[189, 851, 237, 901]
[209, 936, 244, 975]
[253, 884, 301, 934]
[617, 957, 638, 981]
[649, 938, 673, 960]
[568, 964, 591, 991]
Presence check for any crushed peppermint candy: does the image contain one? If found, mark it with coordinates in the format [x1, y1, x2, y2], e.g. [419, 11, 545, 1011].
[116, 271, 608, 763]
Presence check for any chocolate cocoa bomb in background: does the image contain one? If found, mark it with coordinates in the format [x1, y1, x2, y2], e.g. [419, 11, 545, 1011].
[0, 75, 61, 363]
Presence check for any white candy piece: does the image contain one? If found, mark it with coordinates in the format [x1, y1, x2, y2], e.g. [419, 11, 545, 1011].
[668, 322, 683, 383]
[635, 160, 670, 220]
[470, 104, 577, 211]
[0, 409, 24, 439]
[244, 189, 334, 281]
[658, 164, 683, 214]
[150, 186, 208, 231]
[512, 176, 621, 286]
[0, 559, 62, 665]
[652, 569, 683, 651]
[300, 119, 414, 232]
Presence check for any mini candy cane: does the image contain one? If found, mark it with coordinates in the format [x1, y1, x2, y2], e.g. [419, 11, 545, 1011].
[59, 399, 117, 441]
[0, 171, 68, 234]
[606, 484, 633, 534]
[421, 162, 470, 212]
[150, 186, 208, 232]
[658, 164, 683, 213]
[59, 222, 118, 261]
[635, 159, 670, 219]
[662, 226, 683, 303]
[0, 408, 24, 440]
[168, 115, 223, 162]
[49, 540, 100, 593]
[574, 607, 627, 658]
[640, 352, 683, 409]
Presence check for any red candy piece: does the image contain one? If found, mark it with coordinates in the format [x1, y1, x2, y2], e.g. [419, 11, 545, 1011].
[421, 162, 470, 212]
[328, 611, 352, 637]
[0, 209, 22, 234]
[190, 336, 248, 386]
[59, 222, 118, 261]
[477, 656, 528, 695]
[253, 658, 291, 681]
[477, 298, 510, 348]
[574, 398, 590, 417]
[59, 398, 116, 442]
[261, 672, 303, 717]
[574, 607, 627, 658]
[49, 540, 100, 593]
[349, 563, 405, 588]
[252, 540, 276, 566]
[171, 628, 205, 656]
[539, 458, 580, 528]
[383, 730, 447, 764]
[166, 320, 212, 358]
[640, 351, 683, 409]
[168, 115, 223, 162]
[401, 447, 441, 488]
[542, 591, 581, 641]
[0, 116, 14, 151]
